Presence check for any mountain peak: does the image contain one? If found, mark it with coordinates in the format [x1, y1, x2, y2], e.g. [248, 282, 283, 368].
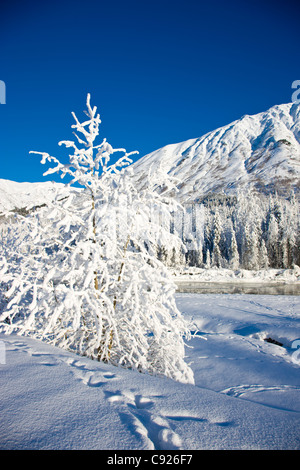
[134, 102, 300, 202]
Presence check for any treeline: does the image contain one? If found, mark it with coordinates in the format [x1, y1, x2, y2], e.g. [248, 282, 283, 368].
[1, 189, 299, 272]
[157, 191, 300, 270]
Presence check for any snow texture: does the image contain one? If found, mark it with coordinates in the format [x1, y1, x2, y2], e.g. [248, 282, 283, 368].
[0, 292, 300, 450]
[133, 102, 300, 201]
[0, 178, 69, 216]
[172, 266, 300, 284]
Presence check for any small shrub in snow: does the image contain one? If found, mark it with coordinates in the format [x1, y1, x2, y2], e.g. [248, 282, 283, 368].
[0, 94, 194, 384]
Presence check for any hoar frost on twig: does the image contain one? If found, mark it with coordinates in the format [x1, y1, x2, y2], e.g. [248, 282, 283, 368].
[0, 94, 194, 384]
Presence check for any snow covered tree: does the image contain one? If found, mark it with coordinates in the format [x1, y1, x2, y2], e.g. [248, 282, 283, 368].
[258, 239, 269, 269]
[228, 225, 239, 270]
[205, 249, 211, 268]
[241, 221, 260, 270]
[265, 212, 280, 268]
[211, 209, 223, 268]
[185, 237, 203, 267]
[0, 94, 194, 384]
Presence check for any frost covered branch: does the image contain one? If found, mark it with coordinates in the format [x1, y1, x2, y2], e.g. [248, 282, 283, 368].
[1, 94, 194, 384]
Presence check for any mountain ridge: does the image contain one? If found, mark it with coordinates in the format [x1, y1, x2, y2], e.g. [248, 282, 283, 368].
[133, 102, 300, 202]
[1, 102, 299, 216]
[0, 179, 67, 216]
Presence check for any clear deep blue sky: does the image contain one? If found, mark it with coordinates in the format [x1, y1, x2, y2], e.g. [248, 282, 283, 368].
[1, 0, 299, 183]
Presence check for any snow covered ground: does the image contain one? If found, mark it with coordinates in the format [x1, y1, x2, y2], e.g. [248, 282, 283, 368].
[0, 178, 67, 216]
[0, 292, 299, 450]
[172, 266, 300, 284]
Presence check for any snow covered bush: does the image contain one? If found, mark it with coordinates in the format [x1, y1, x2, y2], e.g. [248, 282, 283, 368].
[0, 94, 194, 384]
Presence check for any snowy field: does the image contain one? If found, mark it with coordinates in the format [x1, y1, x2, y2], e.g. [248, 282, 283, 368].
[172, 266, 300, 284]
[0, 292, 300, 450]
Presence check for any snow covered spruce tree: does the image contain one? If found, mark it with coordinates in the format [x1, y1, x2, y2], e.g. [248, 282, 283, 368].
[0, 94, 194, 384]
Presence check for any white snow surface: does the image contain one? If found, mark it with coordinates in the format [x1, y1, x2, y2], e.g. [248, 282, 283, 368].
[1, 292, 300, 450]
[133, 102, 300, 201]
[0, 179, 67, 216]
[172, 266, 300, 284]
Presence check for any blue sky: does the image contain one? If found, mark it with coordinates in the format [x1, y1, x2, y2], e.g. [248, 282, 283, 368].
[0, 0, 299, 183]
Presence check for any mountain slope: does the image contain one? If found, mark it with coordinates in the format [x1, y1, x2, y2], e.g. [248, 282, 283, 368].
[0, 179, 68, 216]
[1, 102, 299, 215]
[134, 102, 300, 202]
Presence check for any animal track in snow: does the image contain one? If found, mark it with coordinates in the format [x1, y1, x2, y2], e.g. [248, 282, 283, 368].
[4, 339, 59, 366]
[5, 337, 241, 449]
[5, 338, 119, 387]
[134, 395, 154, 410]
[61, 356, 118, 388]
[105, 389, 183, 450]
[220, 384, 300, 413]
[221, 383, 300, 398]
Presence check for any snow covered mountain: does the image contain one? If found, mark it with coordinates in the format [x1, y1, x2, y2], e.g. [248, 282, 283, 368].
[0, 179, 61, 215]
[134, 102, 300, 202]
[1, 102, 299, 216]
[0, 179, 78, 217]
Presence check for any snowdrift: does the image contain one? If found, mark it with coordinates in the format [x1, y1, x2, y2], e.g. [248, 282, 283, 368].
[1, 293, 299, 450]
